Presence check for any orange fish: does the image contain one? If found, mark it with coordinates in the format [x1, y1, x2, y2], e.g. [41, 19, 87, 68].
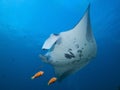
[31, 71, 44, 79]
[48, 77, 57, 85]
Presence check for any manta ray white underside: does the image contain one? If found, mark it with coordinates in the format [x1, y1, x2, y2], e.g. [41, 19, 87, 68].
[39, 5, 97, 80]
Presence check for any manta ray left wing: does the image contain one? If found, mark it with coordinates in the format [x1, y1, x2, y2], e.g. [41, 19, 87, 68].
[42, 34, 60, 50]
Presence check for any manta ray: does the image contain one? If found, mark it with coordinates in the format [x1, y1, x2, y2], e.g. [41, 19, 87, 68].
[39, 5, 97, 80]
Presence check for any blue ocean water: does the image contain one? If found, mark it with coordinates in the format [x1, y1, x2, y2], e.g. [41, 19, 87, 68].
[0, 0, 120, 90]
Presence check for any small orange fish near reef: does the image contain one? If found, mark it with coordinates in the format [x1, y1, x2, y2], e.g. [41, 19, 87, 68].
[48, 77, 57, 85]
[31, 71, 44, 79]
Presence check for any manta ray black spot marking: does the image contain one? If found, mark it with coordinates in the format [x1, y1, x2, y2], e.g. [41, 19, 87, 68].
[64, 50, 75, 59]
[68, 49, 75, 58]
[69, 52, 75, 58]
[64, 54, 72, 59]
[77, 50, 82, 53]
[68, 48, 72, 51]
[75, 44, 79, 48]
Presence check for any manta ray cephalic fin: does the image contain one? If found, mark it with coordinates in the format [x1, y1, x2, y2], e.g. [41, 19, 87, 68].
[42, 34, 60, 50]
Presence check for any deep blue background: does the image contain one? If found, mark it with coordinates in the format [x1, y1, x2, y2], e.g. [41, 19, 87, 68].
[0, 0, 120, 90]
